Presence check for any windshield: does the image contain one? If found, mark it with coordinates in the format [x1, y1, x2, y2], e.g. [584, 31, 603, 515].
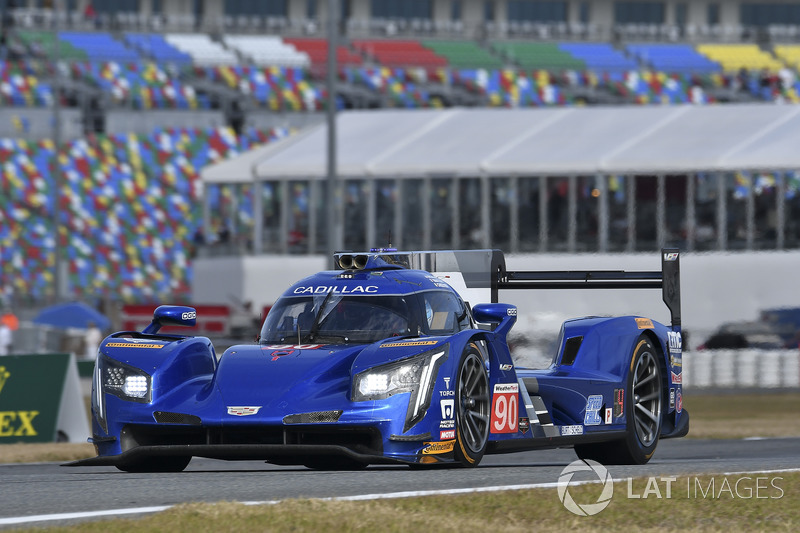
[259, 289, 471, 345]
[260, 293, 413, 345]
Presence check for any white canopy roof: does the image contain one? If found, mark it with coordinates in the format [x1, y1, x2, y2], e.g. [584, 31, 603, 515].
[201, 104, 800, 184]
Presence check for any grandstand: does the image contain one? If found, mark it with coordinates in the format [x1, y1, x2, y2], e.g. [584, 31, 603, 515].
[1, 0, 800, 308]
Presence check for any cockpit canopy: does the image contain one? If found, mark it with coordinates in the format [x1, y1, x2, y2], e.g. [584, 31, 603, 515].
[260, 289, 472, 345]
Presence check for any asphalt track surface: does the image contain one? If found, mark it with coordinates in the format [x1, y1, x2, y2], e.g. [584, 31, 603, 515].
[1, 437, 799, 529]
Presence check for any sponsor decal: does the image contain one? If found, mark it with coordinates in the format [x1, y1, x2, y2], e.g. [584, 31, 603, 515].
[635, 318, 654, 329]
[267, 349, 295, 362]
[499, 364, 513, 371]
[0, 369, 40, 437]
[181, 311, 196, 320]
[667, 331, 682, 353]
[443, 377, 451, 389]
[561, 425, 584, 436]
[490, 383, 519, 433]
[105, 342, 164, 349]
[518, 417, 530, 434]
[227, 406, 261, 416]
[671, 355, 683, 368]
[507, 308, 517, 316]
[293, 285, 379, 295]
[262, 344, 322, 350]
[439, 389, 455, 397]
[584, 395, 603, 426]
[613, 388, 624, 418]
[0, 411, 39, 437]
[0, 366, 9, 395]
[380, 340, 439, 348]
[669, 388, 676, 409]
[605, 408, 613, 424]
[422, 439, 456, 455]
[664, 252, 679, 261]
[440, 429, 455, 440]
[676, 391, 683, 414]
[671, 371, 682, 384]
[440, 399, 455, 420]
[440, 395, 455, 429]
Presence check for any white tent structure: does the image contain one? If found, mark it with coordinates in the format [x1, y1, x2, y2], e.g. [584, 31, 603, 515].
[201, 105, 800, 254]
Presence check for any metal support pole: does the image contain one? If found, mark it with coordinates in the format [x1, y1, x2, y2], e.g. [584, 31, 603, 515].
[717, 172, 727, 251]
[745, 172, 755, 250]
[656, 174, 666, 249]
[686, 173, 696, 252]
[626, 175, 636, 252]
[509, 176, 519, 253]
[326, 0, 340, 265]
[538, 176, 548, 252]
[480, 175, 491, 248]
[567, 175, 577, 252]
[776, 172, 785, 250]
[52, 14, 64, 301]
[597, 174, 608, 253]
[451, 177, 459, 249]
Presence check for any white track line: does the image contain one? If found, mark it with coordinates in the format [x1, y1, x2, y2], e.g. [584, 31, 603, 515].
[3, 468, 800, 527]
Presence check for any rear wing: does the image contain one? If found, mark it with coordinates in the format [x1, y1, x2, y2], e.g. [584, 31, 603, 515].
[496, 249, 681, 327]
[335, 248, 681, 327]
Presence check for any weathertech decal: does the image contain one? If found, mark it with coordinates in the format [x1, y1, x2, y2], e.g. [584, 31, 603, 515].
[227, 406, 261, 416]
[422, 440, 456, 454]
[635, 318, 654, 329]
[490, 383, 519, 433]
[380, 340, 439, 348]
[105, 342, 164, 349]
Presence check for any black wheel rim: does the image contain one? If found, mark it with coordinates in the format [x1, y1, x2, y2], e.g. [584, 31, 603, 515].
[632, 349, 662, 447]
[458, 352, 490, 454]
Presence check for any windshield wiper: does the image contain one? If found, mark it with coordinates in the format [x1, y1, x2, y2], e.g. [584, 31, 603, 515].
[303, 289, 335, 343]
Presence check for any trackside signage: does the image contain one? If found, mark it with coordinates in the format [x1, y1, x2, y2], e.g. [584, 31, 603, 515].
[0, 353, 90, 443]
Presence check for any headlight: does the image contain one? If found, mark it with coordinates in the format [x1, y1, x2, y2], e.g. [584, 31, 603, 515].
[353, 346, 448, 431]
[101, 357, 152, 403]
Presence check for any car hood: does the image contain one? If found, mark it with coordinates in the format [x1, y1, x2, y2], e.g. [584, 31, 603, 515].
[212, 343, 364, 414]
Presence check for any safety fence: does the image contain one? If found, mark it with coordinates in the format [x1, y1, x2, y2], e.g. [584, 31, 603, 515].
[682, 349, 800, 389]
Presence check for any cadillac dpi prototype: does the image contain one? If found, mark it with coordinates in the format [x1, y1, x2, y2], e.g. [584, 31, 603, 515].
[68, 249, 688, 472]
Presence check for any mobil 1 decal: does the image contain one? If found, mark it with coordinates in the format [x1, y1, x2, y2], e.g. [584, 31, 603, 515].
[490, 383, 519, 433]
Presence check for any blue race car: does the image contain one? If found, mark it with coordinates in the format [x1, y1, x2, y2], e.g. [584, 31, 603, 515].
[67, 249, 688, 472]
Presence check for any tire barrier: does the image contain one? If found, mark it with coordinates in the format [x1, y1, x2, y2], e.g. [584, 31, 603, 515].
[682, 350, 800, 389]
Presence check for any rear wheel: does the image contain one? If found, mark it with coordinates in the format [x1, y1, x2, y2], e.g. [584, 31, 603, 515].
[575, 335, 663, 465]
[116, 455, 191, 473]
[453, 345, 490, 467]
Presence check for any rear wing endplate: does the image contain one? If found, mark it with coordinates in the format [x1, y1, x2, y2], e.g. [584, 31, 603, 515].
[496, 248, 681, 327]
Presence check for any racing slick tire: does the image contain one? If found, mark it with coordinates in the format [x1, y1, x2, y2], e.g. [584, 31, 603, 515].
[575, 335, 664, 465]
[452, 344, 490, 467]
[116, 455, 192, 473]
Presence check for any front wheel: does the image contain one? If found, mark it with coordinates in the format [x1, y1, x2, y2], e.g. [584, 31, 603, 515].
[453, 345, 490, 467]
[575, 335, 663, 465]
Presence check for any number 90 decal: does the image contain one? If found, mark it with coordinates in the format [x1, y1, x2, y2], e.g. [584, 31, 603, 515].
[490, 383, 519, 433]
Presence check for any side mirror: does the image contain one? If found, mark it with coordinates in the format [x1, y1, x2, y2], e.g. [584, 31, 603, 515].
[472, 303, 517, 325]
[143, 305, 197, 334]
